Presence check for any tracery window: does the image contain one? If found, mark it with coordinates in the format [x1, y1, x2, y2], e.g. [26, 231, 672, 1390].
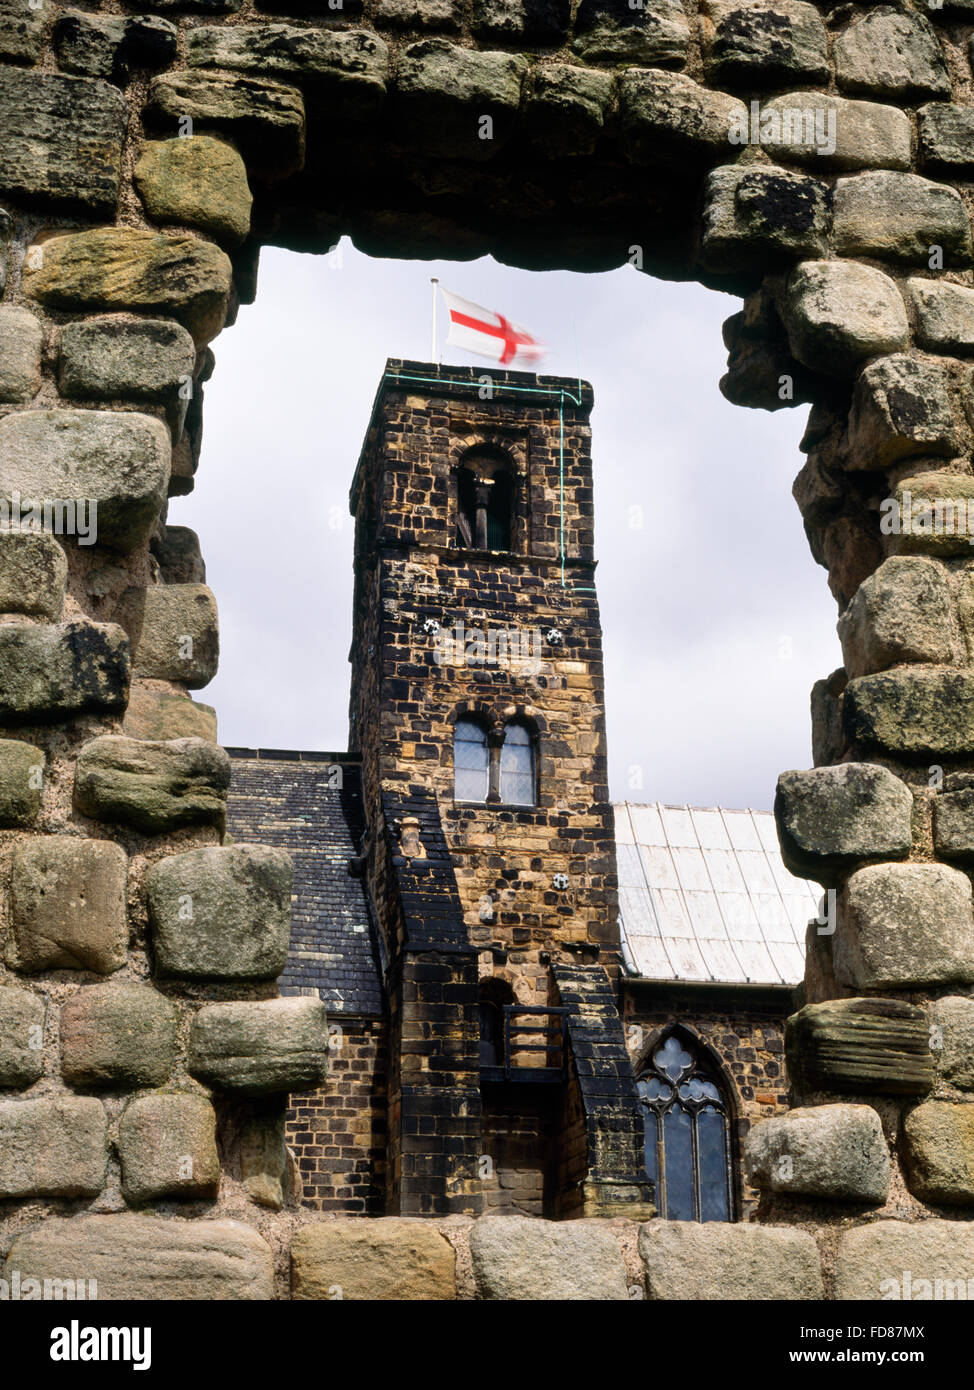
[637, 1031, 734, 1222]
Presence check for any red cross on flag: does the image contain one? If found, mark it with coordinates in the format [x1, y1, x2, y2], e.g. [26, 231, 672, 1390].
[441, 287, 547, 369]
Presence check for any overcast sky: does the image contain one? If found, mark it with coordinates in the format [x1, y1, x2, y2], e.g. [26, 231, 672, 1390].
[178, 242, 842, 811]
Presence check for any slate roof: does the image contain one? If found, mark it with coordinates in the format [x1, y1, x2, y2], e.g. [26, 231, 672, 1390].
[615, 803, 819, 988]
[225, 750, 384, 1017]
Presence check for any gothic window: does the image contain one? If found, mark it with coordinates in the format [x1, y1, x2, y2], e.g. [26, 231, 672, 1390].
[499, 722, 535, 806]
[454, 718, 489, 802]
[455, 452, 514, 552]
[637, 1031, 734, 1223]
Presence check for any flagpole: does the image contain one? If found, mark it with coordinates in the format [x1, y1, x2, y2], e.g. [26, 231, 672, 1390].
[430, 277, 439, 363]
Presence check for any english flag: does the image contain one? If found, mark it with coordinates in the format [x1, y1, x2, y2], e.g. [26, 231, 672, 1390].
[441, 288, 547, 368]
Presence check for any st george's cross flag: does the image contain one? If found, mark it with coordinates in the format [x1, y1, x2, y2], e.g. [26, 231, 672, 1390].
[441, 288, 547, 368]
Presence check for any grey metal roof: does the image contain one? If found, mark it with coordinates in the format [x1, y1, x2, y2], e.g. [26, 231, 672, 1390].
[614, 802, 820, 987]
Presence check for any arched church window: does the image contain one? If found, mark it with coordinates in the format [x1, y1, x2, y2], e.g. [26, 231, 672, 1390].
[454, 718, 489, 802]
[455, 452, 514, 552]
[637, 1031, 734, 1223]
[499, 722, 535, 806]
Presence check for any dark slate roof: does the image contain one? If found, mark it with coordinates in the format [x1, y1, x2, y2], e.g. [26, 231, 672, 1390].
[225, 749, 384, 1017]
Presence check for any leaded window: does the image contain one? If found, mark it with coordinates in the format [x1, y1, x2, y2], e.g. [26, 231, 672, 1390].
[499, 722, 535, 805]
[454, 718, 489, 802]
[637, 1032, 734, 1223]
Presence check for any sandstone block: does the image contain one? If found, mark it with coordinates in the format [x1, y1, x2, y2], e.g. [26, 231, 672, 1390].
[701, 166, 827, 272]
[933, 786, 974, 864]
[119, 1093, 220, 1202]
[0, 306, 42, 403]
[908, 278, 974, 355]
[152, 526, 206, 585]
[903, 1101, 974, 1206]
[844, 668, 974, 757]
[620, 70, 747, 164]
[3, 1215, 274, 1300]
[147, 73, 305, 175]
[470, 1215, 628, 1299]
[189, 996, 328, 1095]
[9, 835, 128, 975]
[523, 65, 610, 159]
[835, 9, 950, 101]
[0, 985, 44, 1088]
[472, 0, 569, 43]
[0, 409, 170, 553]
[292, 1219, 457, 1300]
[782, 261, 908, 376]
[147, 843, 292, 980]
[0, 69, 125, 213]
[0, 531, 67, 620]
[0, 1097, 107, 1197]
[241, 1107, 288, 1209]
[0, 738, 45, 828]
[836, 1219, 974, 1298]
[848, 356, 961, 468]
[125, 583, 219, 688]
[919, 103, 974, 172]
[838, 557, 955, 678]
[835, 862, 974, 990]
[396, 40, 526, 159]
[745, 1103, 890, 1203]
[0, 620, 129, 724]
[786, 998, 932, 1096]
[0, 0, 43, 62]
[60, 981, 177, 1088]
[75, 735, 230, 834]
[702, 0, 829, 88]
[833, 172, 972, 266]
[886, 472, 974, 559]
[760, 93, 911, 171]
[23, 227, 233, 345]
[930, 995, 974, 1089]
[53, 11, 177, 83]
[774, 763, 913, 882]
[573, 0, 688, 66]
[123, 686, 218, 743]
[639, 1220, 824, 1300]
[135, 137, 253, 247]
[58, 316, 196, 404]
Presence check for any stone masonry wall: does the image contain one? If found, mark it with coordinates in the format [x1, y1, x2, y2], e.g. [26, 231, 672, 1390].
[6, 0, 974, 1295]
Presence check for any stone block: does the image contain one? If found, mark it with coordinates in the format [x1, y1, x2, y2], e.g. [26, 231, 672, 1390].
[782, 261, 908, 376]
[0, 0, 43, 62]
[469, 1215, 628, 1299]
[395, 40, 527, 159]
[886, 472, 974, 559]
[0, 70, 125, 213]
[0, 620, 129, 724]
[0, 410, 170, 553]
[835, 9, 950, 101]
[620, 70, 747, 164]
[930, 996, 974, 1089]
[639, 1220, 824, 1300]
[373, 0, 460, 28]
[151, 526, 206, 585]
[933, 786, 974, 863]
[472, 0, 569, 43]
[58, 316, 196, 404]
[189, 996, 328, 1095]
[0, 306, 42, 402]
[8, 835, 128, 975]
[60, 981, 177, 1089]
[135, 137, 253, 247]
[908, 278, 974, 356]
[147, 72, 306, 176]
[573, 0, 688, 66]
[0, 738, 45, 828]
[838, 557, 956, 678]
[3, 1215, 274, 1300]
[0, 531, 67, 620]
[834, 862, 974, 990]
[836, 1219, 974, 1298]
[74, 735, 230, 834]
[122, 583, 219, 689]
[903, 1101, 974, 1205]
[848, 356, 961, 468]
[23, 227, 233, 345]
[292, 1219, 457, 1300]
[53, 12, 177, 84]
[786, 998, 933, 1096]
[811, 667, 847, 767]
[744, 1103, 890, 1203]
[702, 0, 829, 88]
[833, 172, 972, 266]
[919, 103, 974, 172]
[774, 762, 913, 882]
[844, 668, 974, 757]
[522, 65, 611, 159]
[241, 1106, 288, 1209]
[119, 1093, 220, 1202]
[701, 166, 827, 272]
[147, 843, 292, 981]
[759, 93, 911, 171]
[0, 985, 44, 1088]
[0, 1097, 107, 1197]
[123, 686, 218, 743]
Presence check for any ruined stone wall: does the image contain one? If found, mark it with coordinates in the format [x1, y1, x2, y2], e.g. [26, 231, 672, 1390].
[5, 0, 974, 1296]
